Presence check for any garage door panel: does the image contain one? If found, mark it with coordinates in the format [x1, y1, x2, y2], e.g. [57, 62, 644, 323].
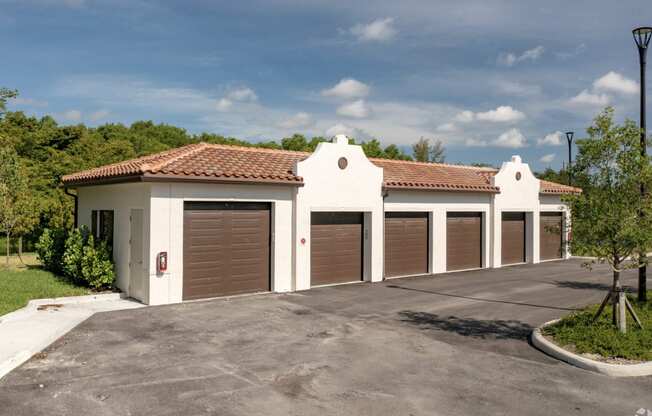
[501, 212, 526, 265]
[446, 212, 482, 271]
[311, 213, 363, 286]
[183, 203, 270, 300]
[384, 213, 428, 278]
[540, 212, 563, 260]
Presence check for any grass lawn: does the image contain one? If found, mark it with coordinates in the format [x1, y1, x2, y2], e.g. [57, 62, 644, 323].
[543, 291, 652, 362]
[0, 254, 90, 317]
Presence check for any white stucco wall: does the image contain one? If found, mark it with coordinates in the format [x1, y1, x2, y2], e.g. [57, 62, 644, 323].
[294, 135, 384, 289]
[77, 183, 151, 301]
[147, 182, 295, 305]
[490, 156, 541, 267]
[384, 191, 492, 274]
[75, 146, 574, 306]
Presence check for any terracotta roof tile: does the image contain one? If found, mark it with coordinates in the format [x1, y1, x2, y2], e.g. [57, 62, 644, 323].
[539, 179, 582, 194]
[62, 142, 579, 194]
[371, 158, 499, 193]
[62, 143, 307, 186]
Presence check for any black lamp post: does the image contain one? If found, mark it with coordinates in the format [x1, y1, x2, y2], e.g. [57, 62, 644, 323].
[565, 131, 574, 186]
[633, 26, 651, 302]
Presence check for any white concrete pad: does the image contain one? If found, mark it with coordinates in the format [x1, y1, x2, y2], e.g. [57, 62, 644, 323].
[0, 294, 143, 380]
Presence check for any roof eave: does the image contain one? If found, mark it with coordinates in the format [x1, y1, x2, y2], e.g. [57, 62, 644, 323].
[540, 190, 582, 195]
[62, 174, 145, 187]
[62, 173, 304, 187]
[141, 173, 304, 187]
[382, 184, 500, 194]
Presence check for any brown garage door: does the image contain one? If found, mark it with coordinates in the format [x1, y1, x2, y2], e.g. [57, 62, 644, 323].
[446, 212, 482, 271]
[540, 212, 563, 260]
[385, 212, 428, 278]
[502, 212, 526, 265]
[183, 202, 270, 300]
[311, 212, 363, 286]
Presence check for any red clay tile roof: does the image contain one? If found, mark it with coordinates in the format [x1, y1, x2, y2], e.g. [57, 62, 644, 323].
[539, 179, 582, 195]
[371, 158, 499, 193]
[62, 142, 578, 194]
[474, 169, 581, 194]
[62, 143, 307, 186]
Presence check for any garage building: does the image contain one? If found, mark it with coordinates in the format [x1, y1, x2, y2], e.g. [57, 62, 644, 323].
[63, 135, 579, 305]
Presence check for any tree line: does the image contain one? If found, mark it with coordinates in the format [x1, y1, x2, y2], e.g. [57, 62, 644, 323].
[0, 89, 456, 254]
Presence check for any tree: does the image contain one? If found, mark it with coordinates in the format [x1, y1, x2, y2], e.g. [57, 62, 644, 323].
[412, 137, 446, 163]
[0, 87, 17, 116]
[383, 144, 410, 160]
[564, 108, 652, 333]
[361, 139, 385, 158]
[430, 139, 445, 163]
[0, 147, 38, 266]
[281, 134, 309, 151]
[412, 137, 430, 162]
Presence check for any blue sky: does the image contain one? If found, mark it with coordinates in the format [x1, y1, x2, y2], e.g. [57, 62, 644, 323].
[2, 0, 651, 170]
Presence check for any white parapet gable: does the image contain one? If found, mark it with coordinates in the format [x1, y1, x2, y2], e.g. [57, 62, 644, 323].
[293, 134, 384, 290]
[491, 155, 541, 267]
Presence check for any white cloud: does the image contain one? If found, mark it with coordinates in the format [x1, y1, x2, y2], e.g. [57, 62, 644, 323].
[227, 87, 257, 102]
[593, 71, 638, 95]
[540, 153, 556, 164]
[555, 43, 586, 60]
[350, 17, 397, 42]
[89, 109, 110, 122]
[278, 112, 314, 129]
[493, 128, 527, 148]
[324, 123, 368, 139]
[495, 80, 541, 97]
[216, 98, 232, 112]
[537, 131, 564, 146]
[62, 109, 82, 122]
[53, 74, 308, 140]
[321, 78, 370, 99]
[498, 53, 518, 67]
[336, 99, 370, 118]
[215, 87, 257, 112]
[436, 122, 457, 132]
[568, 89, 610, 107]
[12, 97, 49, 107]
[476, 106, 525, 123]
[497, 46, 544, 67]
[465, 138, 488, 147]
[454, 110, 474, 123]
[521, 46, 545, 61]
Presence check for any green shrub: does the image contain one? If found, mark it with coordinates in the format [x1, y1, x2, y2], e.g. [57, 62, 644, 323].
[61, 226, 115, 289]
[35, 228, 67, 274]
[80, 238, 115, 289]
[543, 292, 652, 361]
[62, 227, 88, 285]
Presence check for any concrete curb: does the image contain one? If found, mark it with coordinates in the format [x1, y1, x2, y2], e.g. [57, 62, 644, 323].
[27, 292, 125, 306]
[531, 319, 652, 377]
[0, 293, 126, 324]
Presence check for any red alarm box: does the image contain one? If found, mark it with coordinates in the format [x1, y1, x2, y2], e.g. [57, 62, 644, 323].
[157, 252, 168, 273]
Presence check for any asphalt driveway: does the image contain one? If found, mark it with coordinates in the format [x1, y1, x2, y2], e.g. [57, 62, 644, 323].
[1, 259, 651, 416]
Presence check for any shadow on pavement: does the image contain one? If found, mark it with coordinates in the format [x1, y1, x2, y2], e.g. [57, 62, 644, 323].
[386, 284, 577, 312]
[552, 280, 634, 292]
[398, 311, 533, 340]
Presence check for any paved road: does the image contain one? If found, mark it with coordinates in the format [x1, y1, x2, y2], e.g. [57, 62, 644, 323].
[1, 259, 651, 416]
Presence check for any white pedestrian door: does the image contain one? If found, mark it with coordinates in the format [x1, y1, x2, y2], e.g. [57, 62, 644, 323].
[129, 209, 146, 301]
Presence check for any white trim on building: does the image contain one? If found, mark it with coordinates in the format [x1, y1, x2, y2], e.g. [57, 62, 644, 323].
[75, 136, 571, 305]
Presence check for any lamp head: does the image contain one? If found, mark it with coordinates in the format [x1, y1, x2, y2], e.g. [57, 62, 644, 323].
[565, 131, 574, 143]
[633, 27, 652, 49]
